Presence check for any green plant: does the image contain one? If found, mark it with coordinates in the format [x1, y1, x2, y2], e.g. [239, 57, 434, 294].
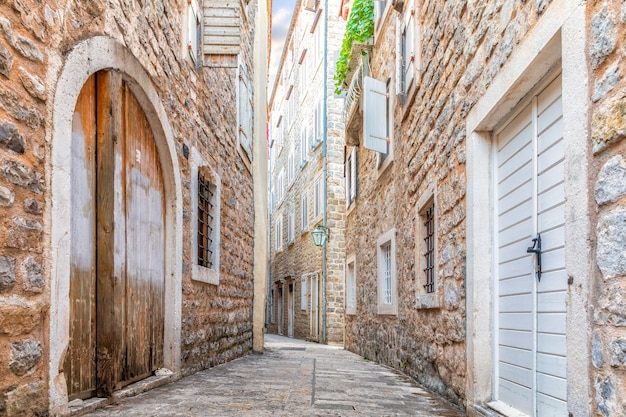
[334, 0, 374, 94]
[400, 359, 407, 369]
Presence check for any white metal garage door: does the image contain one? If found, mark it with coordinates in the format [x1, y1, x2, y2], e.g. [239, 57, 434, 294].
[494, 74, 567, 416]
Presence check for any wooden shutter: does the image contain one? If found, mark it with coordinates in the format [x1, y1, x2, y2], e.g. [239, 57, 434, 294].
[238, 66, 253, 161]
[203, 1, 241, 55]
[363, 76, 388, 153]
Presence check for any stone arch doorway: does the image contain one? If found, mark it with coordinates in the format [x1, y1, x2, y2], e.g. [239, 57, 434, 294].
[64, 70, 166, 399]
[49, 37, 182, 414]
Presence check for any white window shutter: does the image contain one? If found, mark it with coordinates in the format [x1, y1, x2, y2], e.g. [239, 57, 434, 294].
[403, 3, 416, 91]
[203, 1, 241, 55]
[363, 76, 388, 153]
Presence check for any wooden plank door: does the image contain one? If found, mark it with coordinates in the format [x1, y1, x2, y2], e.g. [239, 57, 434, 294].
[67, 70, 165, 398]
[494, 74, 566, 416]
[66, 74, 98, 400]
[120, 83, 165, 387]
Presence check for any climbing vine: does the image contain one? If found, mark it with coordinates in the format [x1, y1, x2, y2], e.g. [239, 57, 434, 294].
[334, 0, 374, 94]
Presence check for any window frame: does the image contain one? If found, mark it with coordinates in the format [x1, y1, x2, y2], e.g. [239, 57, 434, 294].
[275, 215, 284, 252]
[301, 276, 307, 310]
[301, 194, 309, 232]
[377, 228, 397, 315]
[346, 254, 357, 315]
[346, 146, 357, 208]
[313, 175, 323, 221]
[187, 0, 201, 65]
[190, 148, 221, 285]
[416, 188, 439, 309]
[287, 211, 295, 245]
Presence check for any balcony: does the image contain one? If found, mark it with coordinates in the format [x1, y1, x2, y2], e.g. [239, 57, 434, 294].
[342, 43, 372, 146]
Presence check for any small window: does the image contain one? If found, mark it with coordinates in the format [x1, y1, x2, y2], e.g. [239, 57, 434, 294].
[301, 195, 309, 232]
[346, 147, 357, 207]
[301, 276, 307, 310]
[377, 228, 397, 315]
[346, 255, 356, 315]
[198, 170, 217, 269]
[287, 150, 295, 185]
[191, 149, 221, 285]
[299, 54, 308, 101]
[396, 0, 420, 96]
[416, 190, 438, 308]
[313, 176, 323, 219]
[287, 211, 295, 244]
[277, 170, 285, 203]
[312, 14, 323, 66]
[276, 216, 284, 252]
[187, 0, 201, 64]
[313, 99, 323, 147]
[373, 0, 390, 36]
[300, 126, 309, 165]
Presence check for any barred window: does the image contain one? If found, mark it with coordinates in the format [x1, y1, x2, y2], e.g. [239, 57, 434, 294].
[382, 242, 392, 304]
[198, 169, 216, 268]
[422, 201, 435, 293]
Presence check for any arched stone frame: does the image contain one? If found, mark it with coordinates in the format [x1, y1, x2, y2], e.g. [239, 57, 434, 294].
[465, 1, 591, 415]
[47, 36, 183, 413]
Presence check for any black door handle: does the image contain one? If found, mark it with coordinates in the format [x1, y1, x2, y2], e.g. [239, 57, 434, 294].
[526, 234, 542, 282]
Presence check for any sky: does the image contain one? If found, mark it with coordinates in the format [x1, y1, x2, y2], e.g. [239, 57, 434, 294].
[269, 0, 296, 95]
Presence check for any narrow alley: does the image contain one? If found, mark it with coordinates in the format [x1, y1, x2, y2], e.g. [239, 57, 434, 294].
[81, 335, 463, 416]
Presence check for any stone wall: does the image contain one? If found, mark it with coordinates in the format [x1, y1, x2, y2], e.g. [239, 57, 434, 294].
[0, 0, 256, 415]
[268, 1, 346, 344]
[344, 0, 564, 408]
[588, 2, 626, 416]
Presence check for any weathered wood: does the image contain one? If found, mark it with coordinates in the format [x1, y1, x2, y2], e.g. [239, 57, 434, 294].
[95, 70, 125, 397]
[119, 84, 165, 387]
[67, 70, 165, 398]
[66, 73, 97, 400]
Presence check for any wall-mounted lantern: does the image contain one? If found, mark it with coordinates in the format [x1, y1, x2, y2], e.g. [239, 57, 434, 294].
[311, 225, 329, 247]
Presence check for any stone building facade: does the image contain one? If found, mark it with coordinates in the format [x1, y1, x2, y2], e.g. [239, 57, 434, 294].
[267, 0, 346, 345]
[340, 0, 622, 415]
[0, 0, 268, 416]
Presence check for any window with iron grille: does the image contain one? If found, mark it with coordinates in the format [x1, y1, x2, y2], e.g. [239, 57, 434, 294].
[416, 191, 437, 309]
[377, 228, 397, 315]
[382, 242, 392, 304]
[198, 170, 216, 268]
[422, 201, 435, 293]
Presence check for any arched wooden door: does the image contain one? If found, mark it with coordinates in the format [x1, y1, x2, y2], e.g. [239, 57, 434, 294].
[64, 71, 165, 399]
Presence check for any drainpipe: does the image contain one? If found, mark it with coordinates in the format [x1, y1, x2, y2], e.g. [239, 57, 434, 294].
[321, 0, 329, 345]
[267, 145, 273, 331]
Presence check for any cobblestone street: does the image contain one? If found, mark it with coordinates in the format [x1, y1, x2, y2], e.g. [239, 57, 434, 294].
[83, 334, 463, 416]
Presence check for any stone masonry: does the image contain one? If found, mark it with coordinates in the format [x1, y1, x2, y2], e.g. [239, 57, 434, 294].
[0, 0, 261, 416]
[268, 0, 346, 345]
[589, 2, 626, 415]
[341, 1, 625, 416]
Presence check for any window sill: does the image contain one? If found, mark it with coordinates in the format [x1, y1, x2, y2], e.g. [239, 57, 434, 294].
[346, 200, 356, 217]
[192, 264, 219, 285]
[377, 154, 393, 179]
[416, 293, 439, 309]
[377, 304, 398, 316]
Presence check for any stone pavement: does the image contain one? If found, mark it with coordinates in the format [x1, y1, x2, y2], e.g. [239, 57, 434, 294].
[83, 334, 464, 416]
